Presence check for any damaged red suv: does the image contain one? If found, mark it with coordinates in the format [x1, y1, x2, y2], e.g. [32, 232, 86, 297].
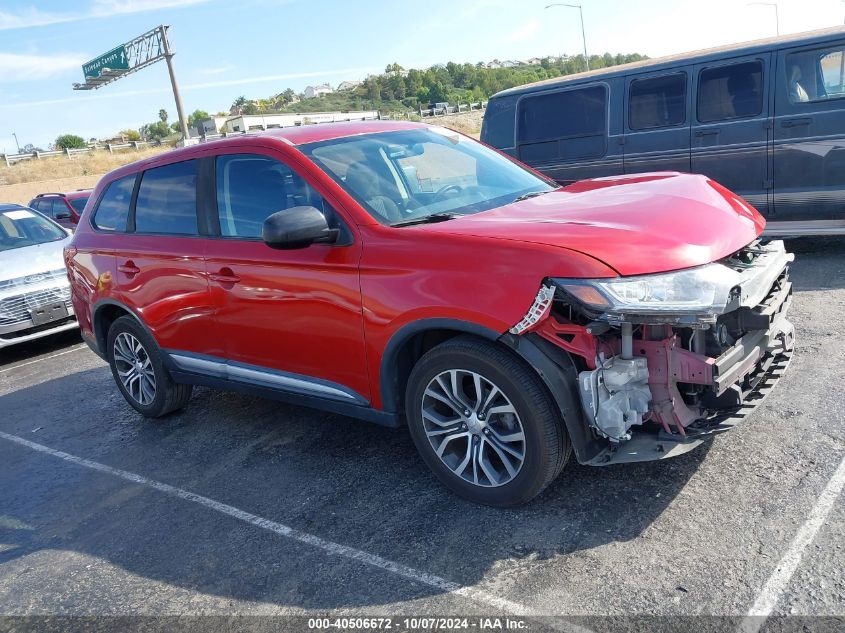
[65, 121, 794, 506]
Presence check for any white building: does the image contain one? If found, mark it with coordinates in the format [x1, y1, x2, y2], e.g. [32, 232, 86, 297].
[303, 83, 333, 99]
[222, 111, 379, 134]
[336, 80, 361, 92]
[196, 115, 230, 137]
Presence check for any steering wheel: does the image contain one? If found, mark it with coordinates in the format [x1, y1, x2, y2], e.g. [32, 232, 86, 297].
[433, 184, 464, 202]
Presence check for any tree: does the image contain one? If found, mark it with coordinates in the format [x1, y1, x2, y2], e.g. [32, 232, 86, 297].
[158, 109, 168, 123]
[187, 109, 209, 127]
[142, 121, 171, 142]
[119, 129, 140, 141]
[54, 134, 87, 150]
[242, 102, 259, 115]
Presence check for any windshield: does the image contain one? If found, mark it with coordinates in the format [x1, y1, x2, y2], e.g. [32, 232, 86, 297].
[69, 197, 89, 214]
[299, 127, 555, 226]
[0, 207, 67, 252]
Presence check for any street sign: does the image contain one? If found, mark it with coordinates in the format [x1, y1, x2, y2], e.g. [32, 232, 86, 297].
[72, 26, 189, 141]
[82, 46, 129, 79]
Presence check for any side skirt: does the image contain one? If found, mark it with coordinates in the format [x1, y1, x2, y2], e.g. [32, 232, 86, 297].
[164, 351, 400, 429]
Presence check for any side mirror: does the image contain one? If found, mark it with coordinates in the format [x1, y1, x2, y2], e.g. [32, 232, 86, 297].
[262, 206, 338, 250]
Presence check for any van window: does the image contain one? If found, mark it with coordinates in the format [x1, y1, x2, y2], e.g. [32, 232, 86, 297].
[697, 60, 763, 122]
[517, 86, 607, 162]
[215, 154, 329, 238]
[785, 46, 845, 103]
[481, 96, 517, 148]
[629, 73, 687, 130]
[92, 175, 135, 232]
[134, 160, 198, 235]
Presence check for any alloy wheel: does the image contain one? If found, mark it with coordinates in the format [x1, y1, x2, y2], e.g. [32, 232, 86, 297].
[421, 369, 526, 487]
[113, 332, 157, 406]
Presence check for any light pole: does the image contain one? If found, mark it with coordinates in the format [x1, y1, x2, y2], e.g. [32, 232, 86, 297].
[545, 3, 590, 72]
[11, 132, 20, 153]
[748, 2, 779, 35]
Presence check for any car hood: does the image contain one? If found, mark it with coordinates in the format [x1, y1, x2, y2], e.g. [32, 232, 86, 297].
[0, 237, 70, 283]
[420, 173, 765, 276]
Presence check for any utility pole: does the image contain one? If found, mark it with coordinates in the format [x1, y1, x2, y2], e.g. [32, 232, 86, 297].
[11, 132, 20, 153]
[545, 3, 590, 72]
[161, 25, 189, 141]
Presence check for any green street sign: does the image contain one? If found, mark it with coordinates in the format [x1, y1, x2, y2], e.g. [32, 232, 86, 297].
[82, 46, 129, 79]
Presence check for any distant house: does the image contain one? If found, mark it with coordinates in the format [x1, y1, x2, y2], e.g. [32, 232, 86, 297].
[196, 115, 230, 137]
[525, 57, 543, 65]
[222, 111, 378, 134]
[304, 83, 333, 99]
[485, 60, 502, 69]
[336, 80, 361, 92]
[500, 60, 520, 68]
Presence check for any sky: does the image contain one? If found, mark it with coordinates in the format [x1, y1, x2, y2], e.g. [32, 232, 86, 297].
[1, 0, 844, 151]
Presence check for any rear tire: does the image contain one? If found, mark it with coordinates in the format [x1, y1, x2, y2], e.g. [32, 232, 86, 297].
[405, 335, 570, 506]
[107, 315, 192, 418]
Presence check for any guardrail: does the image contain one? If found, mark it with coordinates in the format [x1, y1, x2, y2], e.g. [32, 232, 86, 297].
[419, 101, 487, 118]
[2, 141, 150, 166]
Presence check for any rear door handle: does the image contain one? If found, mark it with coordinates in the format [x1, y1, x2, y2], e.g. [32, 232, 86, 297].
[694, 129, 720, 137]
[118, 260, 140, 276]
[781, 118, 811, 128]
[209, 267, 240, 285]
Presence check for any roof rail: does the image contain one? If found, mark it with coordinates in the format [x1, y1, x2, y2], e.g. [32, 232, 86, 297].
[35, 192, 67, 198]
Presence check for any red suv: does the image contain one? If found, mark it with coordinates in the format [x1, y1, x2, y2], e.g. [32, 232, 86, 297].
[65, 121, 794, 506]
[29, 190, 92, 230]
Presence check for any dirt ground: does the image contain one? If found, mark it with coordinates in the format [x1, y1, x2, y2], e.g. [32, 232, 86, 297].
[0, 175, 103, 206]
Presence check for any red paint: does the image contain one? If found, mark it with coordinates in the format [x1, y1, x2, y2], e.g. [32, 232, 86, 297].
[66, 121, 766, 413]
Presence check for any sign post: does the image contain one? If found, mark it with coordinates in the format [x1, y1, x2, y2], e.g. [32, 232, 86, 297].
[73, 26, 189, 141]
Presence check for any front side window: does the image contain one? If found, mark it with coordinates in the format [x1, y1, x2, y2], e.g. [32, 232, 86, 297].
[134, 160, 198, 235]
[92, 175, 135, 232]
[518, 85, 607, 143]
[0, 207, 66, 251]
[300, 127, 554, 226]
[697, 60, 763, 122]
[51, 199, 71, 219]
[629, 73, 687, 130]
[785, 46, 845, 103]
[215, 154, 332, 239]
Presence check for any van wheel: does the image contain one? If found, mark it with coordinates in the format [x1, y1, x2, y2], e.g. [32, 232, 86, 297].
[107, 316, 192, 418]
[405, 335, 570, 507]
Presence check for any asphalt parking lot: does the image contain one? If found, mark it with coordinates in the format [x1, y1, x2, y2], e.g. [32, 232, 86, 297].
[0, 238, 843, 633]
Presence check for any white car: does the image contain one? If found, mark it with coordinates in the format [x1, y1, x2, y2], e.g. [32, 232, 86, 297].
[0, 204, 78, 349]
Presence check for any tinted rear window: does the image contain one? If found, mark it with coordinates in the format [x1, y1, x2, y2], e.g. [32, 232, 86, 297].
[481, 95, 517, 148]
[69, 197, 88, 213]
[134, 160, 198, 235]
[629, 73, 687, 130]
[697, 60, 763, 123]
[92, 175, 135, 232]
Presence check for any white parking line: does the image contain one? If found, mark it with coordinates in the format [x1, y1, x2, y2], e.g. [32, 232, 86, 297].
[0, 344, 88, 374]
[739, 453, 845, 633]
[0, 430, 553, 619]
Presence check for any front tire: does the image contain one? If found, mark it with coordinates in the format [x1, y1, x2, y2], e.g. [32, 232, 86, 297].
[405, 336, 570, 506]
[107, 315, 192, 418]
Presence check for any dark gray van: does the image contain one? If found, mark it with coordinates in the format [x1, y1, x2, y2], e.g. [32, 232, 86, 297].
[481, 27, 845, 236]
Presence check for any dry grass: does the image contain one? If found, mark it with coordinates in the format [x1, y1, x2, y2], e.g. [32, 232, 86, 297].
[424, 110, 484, 139]
[0, 146, 169, 187]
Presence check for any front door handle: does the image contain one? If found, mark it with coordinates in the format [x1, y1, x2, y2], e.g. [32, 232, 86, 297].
[209, 267, 241, 285]
[118, 260, 140, 276]
[781, 118, 811, 128]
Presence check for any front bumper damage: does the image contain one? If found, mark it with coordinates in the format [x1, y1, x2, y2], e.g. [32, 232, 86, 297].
[510, 240, 795, 466]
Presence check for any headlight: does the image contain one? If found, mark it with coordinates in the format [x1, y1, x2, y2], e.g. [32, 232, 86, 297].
[553, 263, 741, 318]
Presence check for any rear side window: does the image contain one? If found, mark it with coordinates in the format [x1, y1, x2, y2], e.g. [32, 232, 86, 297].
[481, 96, 517, 148]
[629, 73, 687, 130]
[69, 197, 88, 214]
[134, 160, 198, 235]
[697, 60, 763, 122]
[785, 45, 845, 103]
[517, 86, 607, 162]
[215, 154, 330, 239]
[92, 175, 135, 232]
